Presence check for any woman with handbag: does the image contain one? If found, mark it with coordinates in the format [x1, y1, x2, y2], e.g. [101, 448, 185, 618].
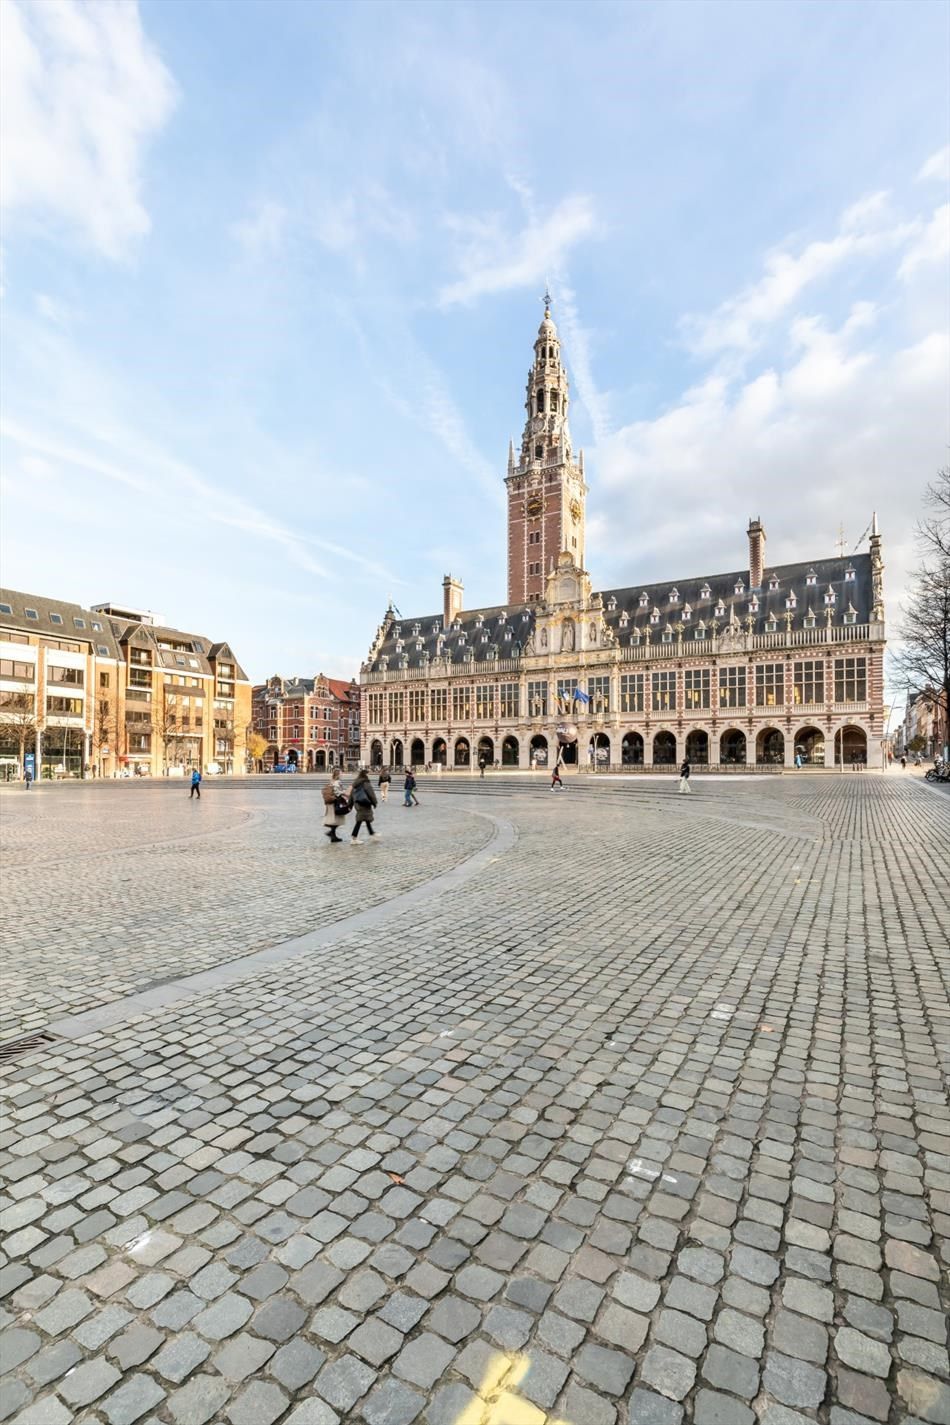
[349, 767, 379, 842]
[322, 772, 349, 843]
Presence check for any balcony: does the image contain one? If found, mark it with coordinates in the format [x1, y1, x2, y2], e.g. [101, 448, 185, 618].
[126, 688, 152, 703]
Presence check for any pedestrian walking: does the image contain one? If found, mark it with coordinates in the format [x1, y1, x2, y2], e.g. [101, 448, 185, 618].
[550, 761, 563, 791]
[190, 768, 202, 799]
[677, 758, 691, 794]
[404, 770, 419, 806]
[478, 758, 486, 778]
[350, 768, 379, 842]
[24, 767, 33, 791]
[322, 773, 348, 843]
[378, 767, 391, 802]
[900, 755, 906, 771]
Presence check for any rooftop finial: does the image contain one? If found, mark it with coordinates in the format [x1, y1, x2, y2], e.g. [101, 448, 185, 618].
[542, 284, 552, 316]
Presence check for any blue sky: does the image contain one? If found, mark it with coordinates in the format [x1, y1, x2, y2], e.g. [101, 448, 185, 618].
[1, 0, 947, 695]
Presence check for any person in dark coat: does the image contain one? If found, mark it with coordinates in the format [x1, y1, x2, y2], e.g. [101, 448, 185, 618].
[403, 770, 419, 806]
[322, 773, 348, 842]
[350, 768, 379, 841]
[378, 767, 391, 802]
[677, 758, 691, 794]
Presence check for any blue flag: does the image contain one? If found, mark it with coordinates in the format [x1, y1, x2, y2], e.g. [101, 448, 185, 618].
[573, 688, 591, 703]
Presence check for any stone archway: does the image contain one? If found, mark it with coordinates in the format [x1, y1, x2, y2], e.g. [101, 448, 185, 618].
[410, 738, 425, 767]
[477, 737, 494, 767]
[530, 733, 548, 767]
[502, 735, 519, 766]
[621, 732, 643, 766]
[835, 725, 867, 766]
[589, 732, 610, 769]
[454, 737, 470, 767]
[756, 727, 784, 766]
[720, 729, 746, 765]
[653, 731, 677, 766]
[431, 737, 447, 767]
[794, 726, 825, 766]
[314, 749, 327, 772]
[369, 739, 384, 769]
[685, 730, 709, 765]
[287, 749, 299, 768]
[390, 739, 404, 769]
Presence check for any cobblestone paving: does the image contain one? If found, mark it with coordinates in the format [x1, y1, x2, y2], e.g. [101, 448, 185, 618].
[0, 785, 492, 1042]
[1, 775, 948, 1425]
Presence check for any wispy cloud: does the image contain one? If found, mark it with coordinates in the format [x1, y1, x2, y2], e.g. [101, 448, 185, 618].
[438, 195, 599, 308]
[898, 203, 950, 281]
[231, 200, 288, 257]
[917, 146, 950, 183]
[0, 0, 176, 259]
[681, 193, 919, 356]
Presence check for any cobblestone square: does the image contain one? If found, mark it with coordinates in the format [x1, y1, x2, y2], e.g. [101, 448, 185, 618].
[1, 774, 948, 1425]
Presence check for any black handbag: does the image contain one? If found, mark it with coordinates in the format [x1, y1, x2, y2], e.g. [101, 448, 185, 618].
[333, 794, 350, 816]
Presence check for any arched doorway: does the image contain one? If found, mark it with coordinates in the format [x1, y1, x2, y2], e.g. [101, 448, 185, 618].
[795, 726, 825, 766]
[589, 732, 610, 769]
[410, 738, 425, 767]
[477, 736, 494, 767]
[530, 734, 548, 767]
[287, 749, 299, 768]
[390, 739, 404, 769]
[502, 735, 519, 766]
[835, 725, 867, 766]
[266, 744, 279, 769]
[328, 750, 335, 767]
[653, 731, 676, 766]
[454, 737, 470, 767]
[622, 732, 644, 766]
[686, 730, 708, 765]
[431, 737, 447, 766]
[720, 729, 746, 765]
[756, 728, 784, 765]
[370, 740, 384, 769]
[314, 749, 327, 772]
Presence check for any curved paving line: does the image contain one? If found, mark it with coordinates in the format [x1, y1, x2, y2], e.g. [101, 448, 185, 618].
[45, 808, 517, 1045]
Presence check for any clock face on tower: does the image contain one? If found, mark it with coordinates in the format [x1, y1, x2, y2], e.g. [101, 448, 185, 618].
[570, 499, 582, 523]
[526, 496, 543, 517]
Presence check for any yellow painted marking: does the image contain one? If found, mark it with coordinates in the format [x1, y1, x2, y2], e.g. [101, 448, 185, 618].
[451, 1351, 574, 1425]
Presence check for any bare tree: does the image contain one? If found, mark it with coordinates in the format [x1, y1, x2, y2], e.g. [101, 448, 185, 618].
[896, 468, 950, 760]
[0, 693, 38, 777]
[92, 698, 116, 777]
[157, 702, 185, 773]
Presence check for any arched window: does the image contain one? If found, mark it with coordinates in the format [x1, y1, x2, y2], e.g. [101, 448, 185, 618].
[550, 392, 559, 412]
[534, 443, 543, 459]
[536, 390, 545, 414]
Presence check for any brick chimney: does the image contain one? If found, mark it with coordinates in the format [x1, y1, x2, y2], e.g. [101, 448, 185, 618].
[443, 575, 463, 627]
[748, 518, 766, 590]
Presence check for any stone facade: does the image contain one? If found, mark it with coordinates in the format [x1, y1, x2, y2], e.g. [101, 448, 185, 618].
[252, 673, 361, 771]
[360, 308, 887, 772]
[0, 590, 251, 778]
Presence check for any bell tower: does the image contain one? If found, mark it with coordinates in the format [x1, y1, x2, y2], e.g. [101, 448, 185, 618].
[505, 297, 588, 606]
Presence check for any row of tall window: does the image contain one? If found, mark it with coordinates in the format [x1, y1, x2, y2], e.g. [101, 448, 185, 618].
[364, 659, 868, 723]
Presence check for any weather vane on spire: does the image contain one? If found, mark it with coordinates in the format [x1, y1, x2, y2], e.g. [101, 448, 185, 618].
[542, 284, 552, 312]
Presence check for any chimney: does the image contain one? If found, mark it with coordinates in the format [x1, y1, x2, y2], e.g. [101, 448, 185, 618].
[748, 518, 766, 590]
[443, 575, 463, 628]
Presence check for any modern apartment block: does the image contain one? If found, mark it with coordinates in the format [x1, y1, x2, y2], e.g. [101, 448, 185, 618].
[0, 590, 252, 779]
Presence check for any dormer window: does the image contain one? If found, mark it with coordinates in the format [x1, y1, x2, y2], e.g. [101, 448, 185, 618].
[843, 605, 857, 625]
[669, 587, 679, 605]
[662, 625, 674, 644]
[503, 628, 512, 640]
[682, 604, 692, 622]
[606, 596, 617, 612]
[699, 582, 711, 599]
[412, 623, 421, 636]
[768, 575, 780, 591]
[734, 580, 745, 595]
[452, 619, 462, 631]
[845, 565, 856, 582]
[474, 614, 484, 628]
[786, 593, 797, 610]
[748, 596, 759, 613]
[806, 569, 817, 586]
[803, 610, 817, 629]
[630, 629, 641, 644]
[649, 608, 660, 625]
[765, 616, 778, 633]
[619, 612, 629, 628]
[695, 622, 707, 640]
[395, 639, 404, 652]
[824, 587, 836, 606]
[639, 592, 649, 608]
[714, 601, 726, 617]
[497, 613, 506, 625]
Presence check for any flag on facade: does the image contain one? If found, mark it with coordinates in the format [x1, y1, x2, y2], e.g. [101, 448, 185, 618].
[573, 688, 591, 704]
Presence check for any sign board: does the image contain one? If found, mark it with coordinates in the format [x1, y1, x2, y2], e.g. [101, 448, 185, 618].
[24, 753, 35, 776]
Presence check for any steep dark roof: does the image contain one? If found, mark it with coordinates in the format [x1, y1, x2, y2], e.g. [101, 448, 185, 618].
[0, 588, 121, 658]
[366, 553, 872, 672]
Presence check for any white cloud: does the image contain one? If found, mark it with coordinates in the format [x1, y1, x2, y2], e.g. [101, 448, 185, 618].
[681, 195, 917, 356]
[917, 146, 950, 183]
[438, 195, 598, 308]
[0, 0, 176, 258]
[898, 203, 950, 280]
[311, 185, 416, 256]
[232, 200, 288, 256]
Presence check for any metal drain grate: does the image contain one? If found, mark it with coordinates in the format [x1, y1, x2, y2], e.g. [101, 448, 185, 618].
[0, 1032, 56, 1064]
